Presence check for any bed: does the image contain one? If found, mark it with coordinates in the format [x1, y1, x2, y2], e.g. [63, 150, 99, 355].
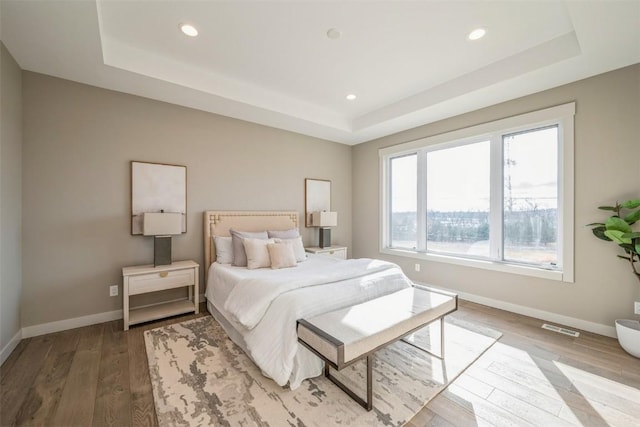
[203, 210, 414, 389]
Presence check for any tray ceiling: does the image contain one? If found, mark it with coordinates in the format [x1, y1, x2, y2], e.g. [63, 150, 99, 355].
[1, 1, 638, 144]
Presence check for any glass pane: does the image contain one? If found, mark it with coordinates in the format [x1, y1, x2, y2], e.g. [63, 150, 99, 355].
[503, 126, 558, 266]
[390, 154, 417, 249]
[426, 141, 490, 257]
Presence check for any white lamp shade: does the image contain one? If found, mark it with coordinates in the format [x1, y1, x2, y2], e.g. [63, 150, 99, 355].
[311, 211, 337, 227]
[143, 212, 183, 236]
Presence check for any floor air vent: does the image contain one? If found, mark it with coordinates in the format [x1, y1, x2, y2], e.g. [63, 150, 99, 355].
[542, 323, 580, 337]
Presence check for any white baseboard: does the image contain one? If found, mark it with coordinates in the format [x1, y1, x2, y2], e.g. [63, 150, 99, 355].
[0, 330, 23, 366]
[417, 282, 617, 338]
[11, 286, 617, 356]
[22, 309, 123, 338]
[21, 295, 209, 339]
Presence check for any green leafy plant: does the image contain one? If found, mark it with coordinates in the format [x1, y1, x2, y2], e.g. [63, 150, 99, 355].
[588, 199, 640, 283]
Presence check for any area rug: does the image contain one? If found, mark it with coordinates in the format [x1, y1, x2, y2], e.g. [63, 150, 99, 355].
[144, 315, 501, 426]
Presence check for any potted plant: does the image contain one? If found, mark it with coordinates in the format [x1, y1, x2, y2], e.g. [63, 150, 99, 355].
[588, 198, 640, 358]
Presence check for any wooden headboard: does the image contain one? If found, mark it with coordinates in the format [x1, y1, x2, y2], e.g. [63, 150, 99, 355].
[203, 210, 299, 283]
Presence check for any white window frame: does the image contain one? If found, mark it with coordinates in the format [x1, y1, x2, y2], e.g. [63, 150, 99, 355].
[379, 103, 575, 282]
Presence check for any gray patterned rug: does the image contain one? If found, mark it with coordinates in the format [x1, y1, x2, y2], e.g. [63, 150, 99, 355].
[145, 314, 501, 426]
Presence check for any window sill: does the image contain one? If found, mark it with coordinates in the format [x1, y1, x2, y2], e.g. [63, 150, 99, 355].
[380, 247, 570, 282]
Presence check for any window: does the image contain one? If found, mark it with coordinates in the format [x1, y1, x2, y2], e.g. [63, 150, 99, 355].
[502, 126, 558, 266]
[380, 103, 574, 281]
[426, 140, 491, 258]
[390, 154, 417, 249]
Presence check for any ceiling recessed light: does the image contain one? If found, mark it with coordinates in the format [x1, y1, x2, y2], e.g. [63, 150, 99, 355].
[346, 94, 357, 101]
[180, 24, 198, 37]
[326, 28, 342, 40]
[468, 28, 486, 41]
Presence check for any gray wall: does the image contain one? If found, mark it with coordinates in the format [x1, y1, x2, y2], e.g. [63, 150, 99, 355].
[353, 64, 640, 330]
[0, 43, 23, 354]
[22, 72, 352, 327]
[12, 60, 640, 334]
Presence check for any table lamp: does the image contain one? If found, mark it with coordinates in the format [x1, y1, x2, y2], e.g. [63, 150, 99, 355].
[311, 211, 337, 248]
[143, 212, 183, 266]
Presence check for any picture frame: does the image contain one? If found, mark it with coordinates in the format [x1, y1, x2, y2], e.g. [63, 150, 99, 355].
[304, 178, 331, 227]
[131, 161, 187, 235]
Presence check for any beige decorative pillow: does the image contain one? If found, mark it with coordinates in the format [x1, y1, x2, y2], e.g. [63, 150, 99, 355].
[268, 242, 297, 269]
[243, 238, 275, 270]
[273, 236, 307, 262]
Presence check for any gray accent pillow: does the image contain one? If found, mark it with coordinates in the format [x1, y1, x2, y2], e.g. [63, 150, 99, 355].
[267, 228, 300, 239]
[230, 229, 268, 267]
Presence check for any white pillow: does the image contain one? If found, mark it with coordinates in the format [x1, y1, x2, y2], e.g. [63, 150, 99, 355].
[213, 236, 233, 264]
[243, 238, 275, 270]
[268, 242, 297, 269]
[274, 236, 307, 262]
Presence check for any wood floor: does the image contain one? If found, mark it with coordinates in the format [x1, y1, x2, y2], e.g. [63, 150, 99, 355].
[1, 300, 638, 426]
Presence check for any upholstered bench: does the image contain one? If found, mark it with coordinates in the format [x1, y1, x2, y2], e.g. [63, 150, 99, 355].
[297, 285, 458, 411]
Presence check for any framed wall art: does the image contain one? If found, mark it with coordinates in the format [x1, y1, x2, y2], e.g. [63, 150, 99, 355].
[131, 161, 187, 235]
[304, 178, 331, 227]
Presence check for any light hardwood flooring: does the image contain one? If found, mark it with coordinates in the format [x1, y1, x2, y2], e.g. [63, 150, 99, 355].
[1, 301, 638, 426]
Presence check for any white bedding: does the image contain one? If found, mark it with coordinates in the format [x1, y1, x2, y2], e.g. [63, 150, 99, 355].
[205, 255, 412, 389]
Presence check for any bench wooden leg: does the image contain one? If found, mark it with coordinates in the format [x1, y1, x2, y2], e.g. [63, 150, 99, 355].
[324, 356, 374, 411]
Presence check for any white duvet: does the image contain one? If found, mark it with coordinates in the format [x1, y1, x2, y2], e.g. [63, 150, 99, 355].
[208, 255, 412, 389]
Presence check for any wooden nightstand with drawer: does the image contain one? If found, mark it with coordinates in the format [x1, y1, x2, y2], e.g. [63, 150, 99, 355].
[122, 260, 199, 330]
[305, 246, 348, 260]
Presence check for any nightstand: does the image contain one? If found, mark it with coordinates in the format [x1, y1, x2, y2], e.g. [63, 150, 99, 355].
[122, 260, 199, 331]
[305, 245, 348, 260]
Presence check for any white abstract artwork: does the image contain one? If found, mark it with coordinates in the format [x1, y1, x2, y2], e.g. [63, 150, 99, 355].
[131, 161, 187, 234]
[305, 178, 331, 227]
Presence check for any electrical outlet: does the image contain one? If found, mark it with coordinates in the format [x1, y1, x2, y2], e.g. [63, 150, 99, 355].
[109, 285, 118, 297]
[414, 263, 421, 272]
[634, 301, 640, 315]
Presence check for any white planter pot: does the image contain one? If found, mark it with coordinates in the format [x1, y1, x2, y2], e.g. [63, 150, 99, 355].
[615, 319, 640, 358]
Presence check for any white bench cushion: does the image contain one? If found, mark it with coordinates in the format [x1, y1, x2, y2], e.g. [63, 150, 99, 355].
[297, 287, 456, 365]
